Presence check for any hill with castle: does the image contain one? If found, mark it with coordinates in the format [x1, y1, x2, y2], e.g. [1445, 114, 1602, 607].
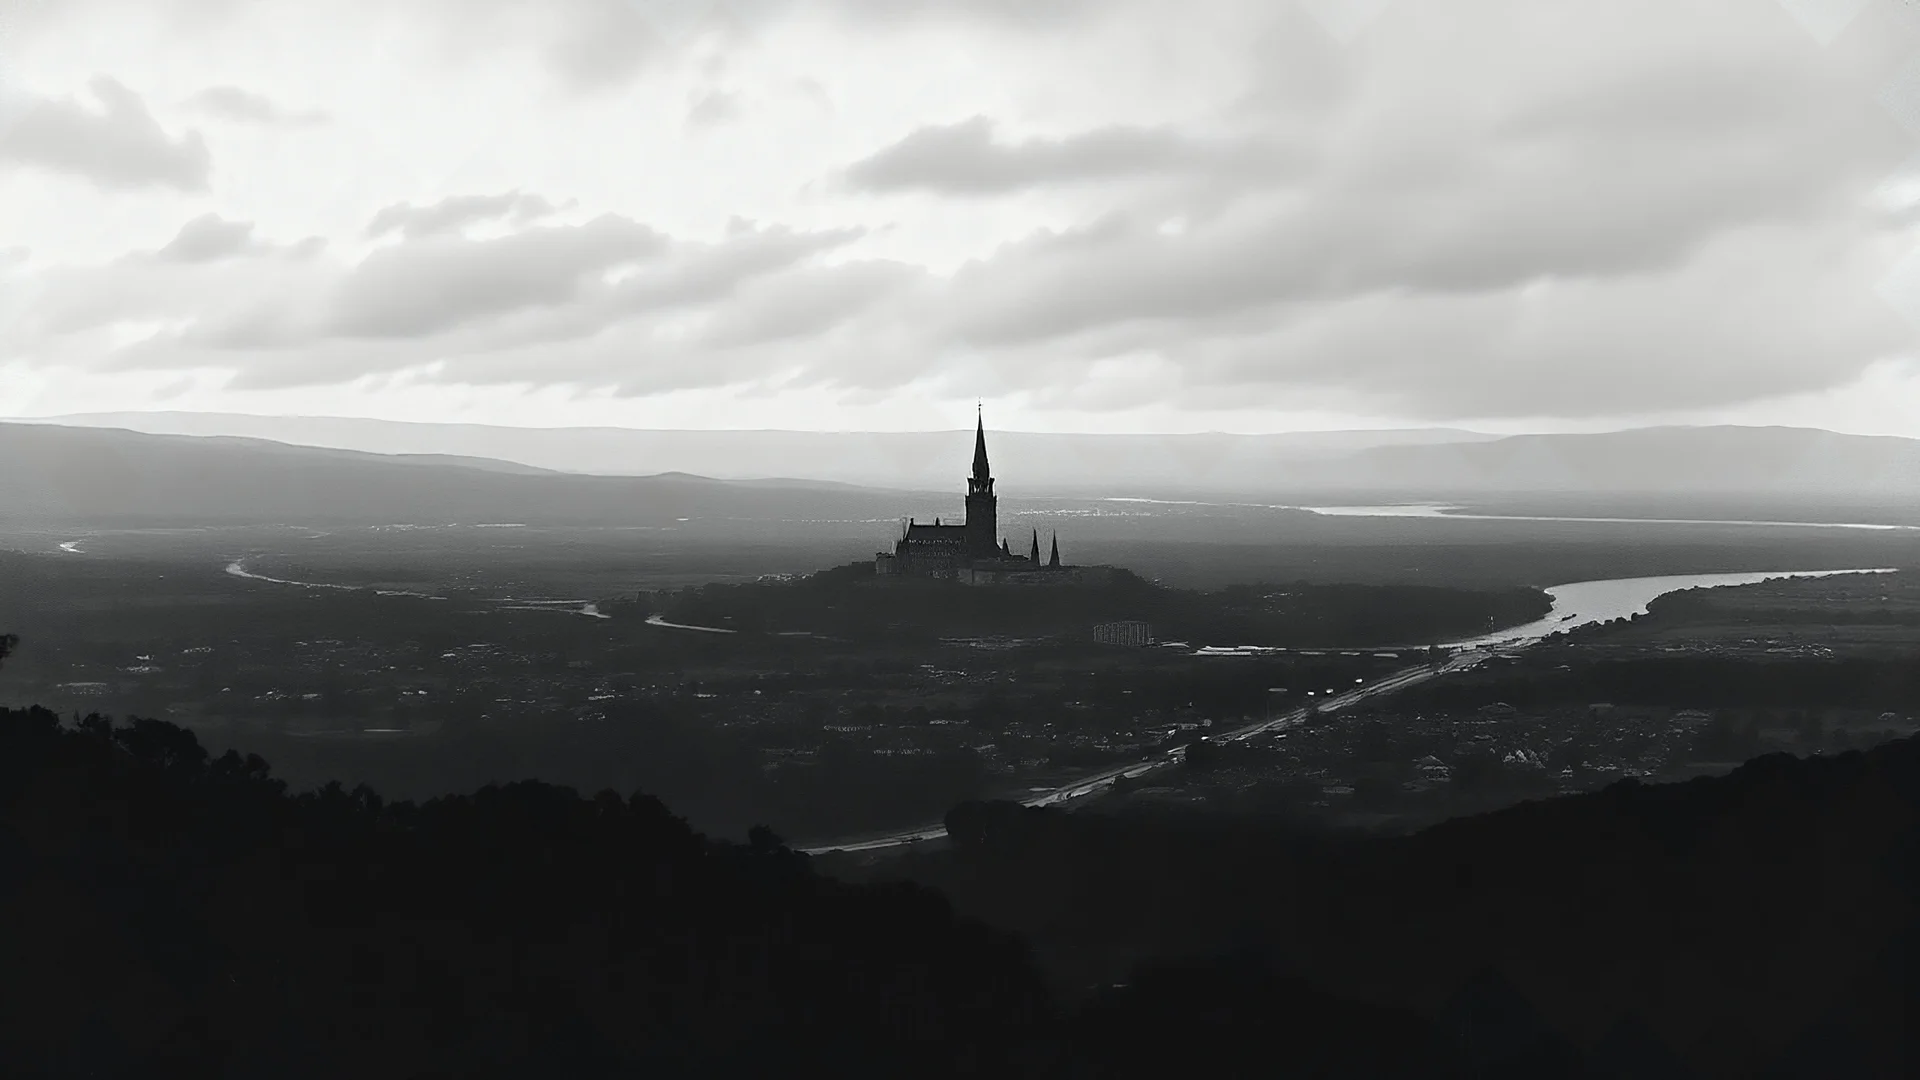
[873, 409, 1114, 586]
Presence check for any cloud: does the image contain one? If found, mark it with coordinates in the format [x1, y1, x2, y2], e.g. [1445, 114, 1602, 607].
[814, 0, 1113, 29]
[366, 191, 573, 240]
[0, 77, 210, 191]
[539, 0, 672, 92]
[685, 89, 741, 130]
[698, 259, 921, 350]
[183, 85, 329, 127]
[154, 214, 263, 263]
[146, 214, 328, 265]
[326, 214, 672, 338]
[838, 0, 1913, 418]
[840, 116, 1302, 196]
[9, 0, 1920, 425]
[37, 210, 876, 396]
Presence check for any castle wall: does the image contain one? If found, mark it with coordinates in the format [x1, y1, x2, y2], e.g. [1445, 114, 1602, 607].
[957, 564, 1113, 587]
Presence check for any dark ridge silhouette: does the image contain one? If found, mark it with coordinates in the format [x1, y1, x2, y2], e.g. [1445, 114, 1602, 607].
[1435, 966, 1588, 1075]
[846, 733, 1920, 1078]
[1587, 1013, 1700, 1080]
[0, 695, 1490, 1078]
[7, 618, 1918, 1076]
[0, 704, 1058, 1077]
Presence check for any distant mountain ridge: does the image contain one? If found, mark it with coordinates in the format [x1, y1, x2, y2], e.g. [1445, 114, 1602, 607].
[1309, 425, 1920, 498]
[4, 420, 1919, 531]
[29, 411, 1499, 493]
[0, 422, 916, 528]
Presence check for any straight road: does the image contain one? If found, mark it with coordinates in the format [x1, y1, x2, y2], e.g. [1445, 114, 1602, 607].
[798, 649, 1489, 855]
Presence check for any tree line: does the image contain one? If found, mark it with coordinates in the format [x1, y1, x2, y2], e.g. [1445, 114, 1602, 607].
[639, 564, 1551, 647]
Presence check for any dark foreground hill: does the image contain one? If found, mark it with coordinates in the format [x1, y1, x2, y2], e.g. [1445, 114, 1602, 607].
[841, 743, 1920, 1078]
[0, 705, 1468, 1079]
[5, 668, 1918, 1075]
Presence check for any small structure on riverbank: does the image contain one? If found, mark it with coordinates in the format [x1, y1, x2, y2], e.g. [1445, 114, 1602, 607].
[1093, 620, 1156, 647]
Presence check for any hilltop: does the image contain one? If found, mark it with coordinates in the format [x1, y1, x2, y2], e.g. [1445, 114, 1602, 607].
[631, 560, 1552, 647]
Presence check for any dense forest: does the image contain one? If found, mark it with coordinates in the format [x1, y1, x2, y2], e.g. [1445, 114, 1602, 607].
[0, 702, 1479, 1078]
[857, 739, 1920, 1078]
[636, 562, 1552, 646]
[6, 620, 1919, 1075]
[213, 703, 1000, 843]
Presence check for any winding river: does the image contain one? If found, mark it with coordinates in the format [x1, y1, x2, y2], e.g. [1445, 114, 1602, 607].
[214, 550, 1903, 854]
[224, 558, 609, 618]
[798, 565, 1902, 853]
[222, 553, 1899, 648]
[1439, 568, 1898, 650]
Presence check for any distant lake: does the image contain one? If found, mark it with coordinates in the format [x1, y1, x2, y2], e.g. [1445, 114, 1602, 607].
[1299, 503, 1920, 532]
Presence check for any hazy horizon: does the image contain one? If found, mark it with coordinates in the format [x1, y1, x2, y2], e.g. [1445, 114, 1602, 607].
[13, 414, 1920, 508]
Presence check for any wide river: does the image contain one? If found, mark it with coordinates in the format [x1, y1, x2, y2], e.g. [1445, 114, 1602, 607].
[1438, 567, 1899, 650]
[1187, 568, 1900, 656]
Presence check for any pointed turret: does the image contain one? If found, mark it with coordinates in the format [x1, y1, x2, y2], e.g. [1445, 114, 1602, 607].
[1049, 531, 1061, 568]
[971, 403, 991, 483]
[964, 404, 999, 558]
[1030, 529, 1041, 564]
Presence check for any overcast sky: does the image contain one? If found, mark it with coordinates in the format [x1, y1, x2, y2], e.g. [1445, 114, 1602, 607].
[5, 0, 1920, 434]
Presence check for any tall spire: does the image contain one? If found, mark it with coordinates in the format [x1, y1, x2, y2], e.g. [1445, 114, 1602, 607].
[1030, 528, 1040, 564]
[971, 403, 991, 482]
[1049, 531, 1060, 568]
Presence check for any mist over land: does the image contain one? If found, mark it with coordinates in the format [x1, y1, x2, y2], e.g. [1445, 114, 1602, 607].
[15, 413, 1920, 515]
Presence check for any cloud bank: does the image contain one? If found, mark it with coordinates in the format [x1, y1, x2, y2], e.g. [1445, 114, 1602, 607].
[4, 0, 1919, 428]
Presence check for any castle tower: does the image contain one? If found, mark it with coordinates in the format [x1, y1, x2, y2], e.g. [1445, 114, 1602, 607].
[964, 406, 999, 558]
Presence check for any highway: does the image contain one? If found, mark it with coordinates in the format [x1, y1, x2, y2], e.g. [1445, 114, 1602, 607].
[798, 648, 1491, 855]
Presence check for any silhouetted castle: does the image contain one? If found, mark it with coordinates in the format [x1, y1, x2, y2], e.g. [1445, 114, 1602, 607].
[875, 411, 1108, 585]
